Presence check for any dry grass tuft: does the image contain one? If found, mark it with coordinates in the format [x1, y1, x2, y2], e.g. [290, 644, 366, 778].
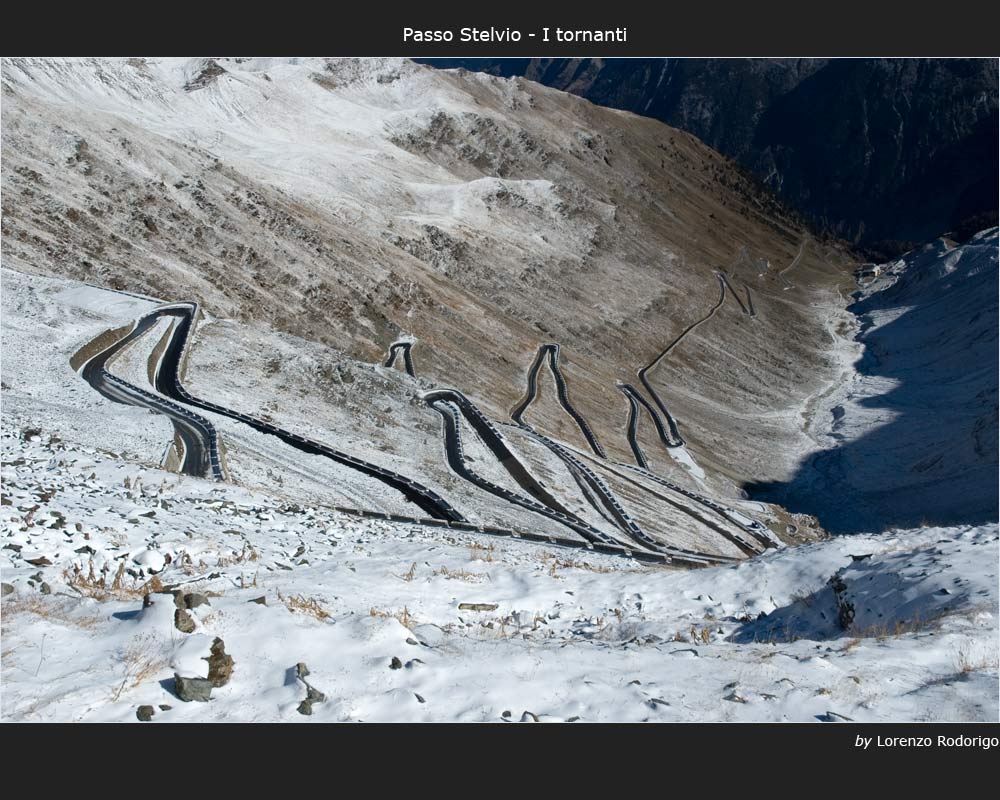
[3, 594, 103, 630]
[689, 625, 713, 644]
[854, 612, 943, 641]
[369, 606, 416, 629]
[468, 542, 497, 563]
[63, 559, 162, 601]
[112, 634, 168, 701]
[433, 566, 488, 582]
[955, 644, 1000, 675]
[217, 541, 260, 567]
[542, 553, 617, 574]
[278, 591, 330, 621]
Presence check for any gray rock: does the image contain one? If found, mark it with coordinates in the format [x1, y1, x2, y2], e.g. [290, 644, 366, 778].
[389, 656, 403, 670]
[40, 582, 51, 595]
[205, 637, 234, 687]
[1, 583, 13, 597]
[158, 704, 172, 711]
[173, 590, 211, 610]
[185, 593, 210, 609]
[297, 699, 315, 716]
[136, 705, 155, 721]
[174, 674, 212, 702]
[248, 595, 267, 605]
[304, 684, 326, 704]
[294, 661, 326, 715]
[174, 608, 197, 634]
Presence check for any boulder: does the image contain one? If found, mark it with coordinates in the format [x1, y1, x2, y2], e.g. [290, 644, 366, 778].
[174, 674, 212, 702]
[205, 637, 234, 688]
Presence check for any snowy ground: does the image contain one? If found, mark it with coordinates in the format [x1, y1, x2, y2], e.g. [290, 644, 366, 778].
[2, 428, 996, 722]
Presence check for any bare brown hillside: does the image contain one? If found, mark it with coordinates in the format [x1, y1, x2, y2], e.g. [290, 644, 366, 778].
[1, 57, 855, 503]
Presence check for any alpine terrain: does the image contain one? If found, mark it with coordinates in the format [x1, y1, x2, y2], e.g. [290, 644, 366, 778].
[1, 57, 996, 722]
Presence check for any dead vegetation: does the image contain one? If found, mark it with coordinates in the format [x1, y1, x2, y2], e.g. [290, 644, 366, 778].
[63, 559, 163, 600]
[434, 565, 489, 582]
[2, 594, 103, 629]
[369, 606, 416, 629]
[853, 611, 946, 641]
[955, 644, 999, 675]
[112, 634, 168, 701]
[671, 625, 713, 644]
[539, 552, 618, 576]
[216, 541, 260, 567]
[277, 591, 330, 621]
[468, 542, 497, 563]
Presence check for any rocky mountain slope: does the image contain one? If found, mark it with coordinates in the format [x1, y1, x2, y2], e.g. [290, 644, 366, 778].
[421, 58, 999, 253]
[2, 57, 853, 528]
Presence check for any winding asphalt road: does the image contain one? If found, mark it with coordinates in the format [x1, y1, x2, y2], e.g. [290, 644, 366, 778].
[385, 341, 415, 376]
[618, 462, 777, 549]
[423, 386, 730, 563]
[619, 383, 649, 469]
[717, 271, 749, 316]
[636, 272, 731, 448]
[78, 312, 223, 480]
[501, 422, 723, 563]
[744, 285, 756, 318]
[423, 388, 572, 515]
[80, 303, 465, 522]
[79, 299, 774, 565]
[511, 344, 607, 458]
[426, 396, 627, 549]
[778, 238, 808, 290]
[618, 381, 676, 462]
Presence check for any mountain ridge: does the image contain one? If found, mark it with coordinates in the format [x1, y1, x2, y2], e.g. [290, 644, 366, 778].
[419, 58, 999, 254]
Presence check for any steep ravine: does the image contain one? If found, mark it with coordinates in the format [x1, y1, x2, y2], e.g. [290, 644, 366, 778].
[748, 229, 999, 533]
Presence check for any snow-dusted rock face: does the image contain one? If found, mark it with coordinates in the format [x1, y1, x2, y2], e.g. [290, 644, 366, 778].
[1, 56, 852, 500]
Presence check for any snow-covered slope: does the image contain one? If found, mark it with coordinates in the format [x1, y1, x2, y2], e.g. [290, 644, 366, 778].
[2, 429, 996, 721]
[751, 229, 998, 533]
